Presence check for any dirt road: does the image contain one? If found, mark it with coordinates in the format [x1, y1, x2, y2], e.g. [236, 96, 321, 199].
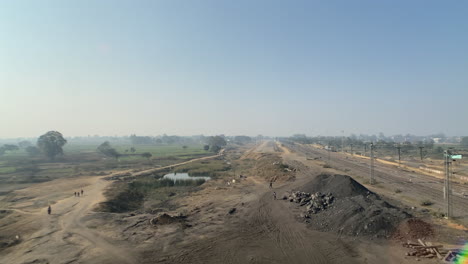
[1, 153, 223, 264]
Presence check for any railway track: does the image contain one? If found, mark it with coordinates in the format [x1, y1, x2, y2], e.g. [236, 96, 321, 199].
[288, 143, 468, 223]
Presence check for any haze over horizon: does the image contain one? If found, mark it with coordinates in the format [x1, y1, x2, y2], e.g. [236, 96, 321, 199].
[1, 1, 467, 138]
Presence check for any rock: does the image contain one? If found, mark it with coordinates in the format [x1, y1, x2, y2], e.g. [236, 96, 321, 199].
[287, 190, 336, 219]
[228, 208, 237, 214]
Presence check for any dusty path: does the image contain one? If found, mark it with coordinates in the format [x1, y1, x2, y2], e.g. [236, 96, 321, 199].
[1, 152, 223, 264]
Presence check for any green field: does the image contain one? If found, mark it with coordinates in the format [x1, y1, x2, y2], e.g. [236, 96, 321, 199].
[0, 143, 213, 194]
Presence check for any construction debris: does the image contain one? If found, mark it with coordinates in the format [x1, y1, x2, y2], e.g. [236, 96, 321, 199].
[288, 174, 410, 237]
[402, 239, 463, 262]
[287, 191, 334, 217]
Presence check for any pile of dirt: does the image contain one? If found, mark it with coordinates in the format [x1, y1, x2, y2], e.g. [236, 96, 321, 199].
[301, 174, 370, 198]
[295, 174, 410, 238]
[392, 218, 434, 240]
[250, 153, 296, 182]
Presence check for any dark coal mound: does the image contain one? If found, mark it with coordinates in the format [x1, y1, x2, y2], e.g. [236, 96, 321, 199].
[301, 174, 370, 198]
[299, 174, 410, 238]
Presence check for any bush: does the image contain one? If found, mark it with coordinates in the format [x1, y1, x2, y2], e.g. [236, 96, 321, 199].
[101, 188, 144, 213]
[421, 200, 433, 206]
[395, 189, 402, 193]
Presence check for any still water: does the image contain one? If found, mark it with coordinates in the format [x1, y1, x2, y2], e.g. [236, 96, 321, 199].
[163, 173, 211, 182]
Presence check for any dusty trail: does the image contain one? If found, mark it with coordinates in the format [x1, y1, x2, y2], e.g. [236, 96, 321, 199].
[2, 176, 134, 264]
[1, 153, 223, 264]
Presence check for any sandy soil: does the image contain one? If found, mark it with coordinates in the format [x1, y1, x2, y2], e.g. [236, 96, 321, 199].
[0, 143, 442, 264]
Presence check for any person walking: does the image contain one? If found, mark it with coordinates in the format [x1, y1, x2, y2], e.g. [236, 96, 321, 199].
[81, 189, 83, 196]
[273, 192, 277, 200]
[74, 192, 76, 197]
[47, 205, 51, 215]
[269, 181, 273, 189]
[77, 192, 80, 197]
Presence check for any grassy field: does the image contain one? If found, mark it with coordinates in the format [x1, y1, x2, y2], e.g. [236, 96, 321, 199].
[62, 143, 207, 157]
[99, 158, 233, 213]
[0, 143, 213, 194]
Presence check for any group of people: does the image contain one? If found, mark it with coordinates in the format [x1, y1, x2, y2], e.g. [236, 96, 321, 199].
[47, 189, 85, 215]
[74, 189, 84, 197]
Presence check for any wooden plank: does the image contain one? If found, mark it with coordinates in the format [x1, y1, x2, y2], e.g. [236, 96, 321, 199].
[418, 239, 427, 247]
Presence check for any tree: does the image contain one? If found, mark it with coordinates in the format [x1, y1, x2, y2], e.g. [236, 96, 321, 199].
[26, 146, 41, 156]
[130, 147, 136, 153]
[461, 137, 468, 147]
[203, 145, 210, 151]
[233, 135, 252, 145]
[424, 139, 435, 149]
[1, 144, 19, 153]
[130, 134, 153, 145]
[182, 145, 188, 149]
[141, 152, 152, 160]
[207, 136, 227, 152]
[37, 131, 67, 160]
[18, 141, 32, 148]
[97, 141, 120, 160]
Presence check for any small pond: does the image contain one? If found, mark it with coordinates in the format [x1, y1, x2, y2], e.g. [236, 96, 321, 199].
[163, 173, 211, 182]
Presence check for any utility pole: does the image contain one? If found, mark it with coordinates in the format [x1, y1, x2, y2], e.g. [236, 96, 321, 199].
[444, 150, 452, 219]
[419, 146, 424, 161]
[327, 142, 331, 161]
[341, 130, 345, 153]
[370, 142, 375, 185]
[396, 144, 401, 167]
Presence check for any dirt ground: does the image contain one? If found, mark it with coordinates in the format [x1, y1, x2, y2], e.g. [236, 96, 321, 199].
[0, 142, 457, 264]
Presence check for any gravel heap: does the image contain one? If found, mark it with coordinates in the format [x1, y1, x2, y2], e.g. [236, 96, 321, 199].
[286, 191, 334, 216]
[291, 174, 410, 238]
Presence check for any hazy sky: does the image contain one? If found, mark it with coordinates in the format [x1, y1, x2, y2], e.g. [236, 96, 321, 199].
[1, 0, 467, 138]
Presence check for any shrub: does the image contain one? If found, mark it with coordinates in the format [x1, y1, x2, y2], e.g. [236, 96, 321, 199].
[421, 200, 433, 206]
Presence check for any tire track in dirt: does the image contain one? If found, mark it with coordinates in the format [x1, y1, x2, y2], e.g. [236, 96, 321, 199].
[154, 144, 358, 264]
